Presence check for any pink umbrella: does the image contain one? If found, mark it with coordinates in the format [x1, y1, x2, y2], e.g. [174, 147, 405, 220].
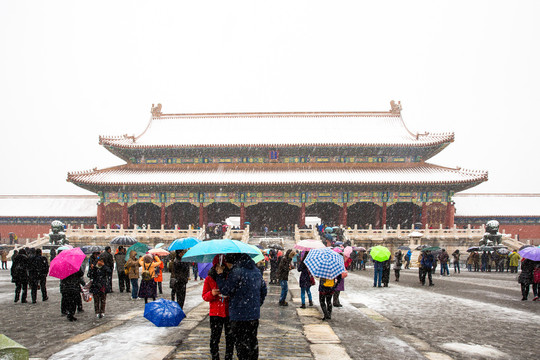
[49, 247, 86, 279]
[332, 247, 343, 253]
[149, 248, 169, 257]
[344, 246, 353, 258]
[294, 239, 326, 251]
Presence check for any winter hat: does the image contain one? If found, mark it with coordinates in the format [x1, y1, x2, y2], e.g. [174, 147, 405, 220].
[143, 254, 153, 263]
[212, 254, 224, 267]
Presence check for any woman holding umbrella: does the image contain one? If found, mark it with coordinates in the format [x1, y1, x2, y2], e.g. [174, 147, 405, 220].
[202, 255, 234, 360]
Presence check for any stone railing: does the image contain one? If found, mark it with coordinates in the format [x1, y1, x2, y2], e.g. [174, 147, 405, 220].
[294, 225, 320, 243]
[225, 225, 250, 243]
[55, 224, 205, 246]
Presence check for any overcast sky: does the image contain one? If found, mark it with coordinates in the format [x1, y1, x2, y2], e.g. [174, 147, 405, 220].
[1, 0, 538, 195]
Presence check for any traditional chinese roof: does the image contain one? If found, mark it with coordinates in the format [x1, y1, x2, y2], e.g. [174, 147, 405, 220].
[454, 193, 540, 217]
[99, 103, 454, 161]
[67, 163, 487, 192]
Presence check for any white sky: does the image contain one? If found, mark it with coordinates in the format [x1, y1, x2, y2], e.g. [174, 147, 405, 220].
[1, 0, 539, 195]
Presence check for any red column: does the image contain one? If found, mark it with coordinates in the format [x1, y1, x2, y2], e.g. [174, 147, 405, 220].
[240, 203, 245, 229]
[199, 203, 204, 228]
[122, 203, 129, 229]
[381, 202, 387, 227]
[167, 207, 173, 228]
[97, 203, 104, 228]
[299, 203, 306, 228]
[341, 203, 348, 226]
[446, 202, 455, 228]
[421, 202, 427, 228]
[161, 203, 166, 226]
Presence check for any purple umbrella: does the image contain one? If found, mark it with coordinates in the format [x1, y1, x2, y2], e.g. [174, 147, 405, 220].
[198, 262, 212, 279]
[518, 246, 540, 261]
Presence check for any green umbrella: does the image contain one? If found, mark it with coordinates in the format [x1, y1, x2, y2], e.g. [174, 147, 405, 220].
[125, 242, 150, 261]
[370, 246, 391, 262]
[0, 334, 29, 360]
[248, 244, 265, 264]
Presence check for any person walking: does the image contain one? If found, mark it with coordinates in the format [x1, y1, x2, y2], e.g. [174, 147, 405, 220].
[518, 258, 536, 301]
[138, 254, 161, 304]
[420, 250, 434, 286]
[154, 257, 164, 295]
[373, 259, 383, 287]
[1, 249, 8, 269]
[472, 251, 480, 272]
[216, 253, 267, 360]
[466, 252, 474, 272]
[171, 250, 190, 308]
[277, 249, 295, 306]
[509, 251, 521, 273]
[114, 246, 130, 293]
[88, 256, 112, 318]
[382, 258, 391, 287]
[202, 255, 234, 360]
[319, 274, 341, 321]
[404, 250, 411, 269]
[192, 262, 199, 281]
[333, 270, 346, 306]
[394, 250, 403, 282]
[481, 251, 489, 272]
[297, 251, 314, 308]
[60, 268, 84, 322]
[125, 250, 140, 300]
[269, 249, 279, 285]
[438, 249, 450, 276]
[11, 249, 29, 303]
[28, 248, 49, 303]
[99, 247, 115, 293]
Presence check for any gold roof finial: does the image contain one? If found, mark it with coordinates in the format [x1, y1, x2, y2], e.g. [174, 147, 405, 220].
[151, 103, 163, 117]
[390, 100, 402, 115]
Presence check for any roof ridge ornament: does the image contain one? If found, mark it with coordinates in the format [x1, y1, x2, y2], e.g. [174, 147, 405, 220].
[151, 103, 162, 117]
[390, 100, 402, 115]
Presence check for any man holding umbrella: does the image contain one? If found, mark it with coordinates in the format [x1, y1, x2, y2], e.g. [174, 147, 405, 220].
[100, 247, 115, 293]
[420, 250, 435, 286]
[114, 246, 130, 293]
[216, 253, 267, 360]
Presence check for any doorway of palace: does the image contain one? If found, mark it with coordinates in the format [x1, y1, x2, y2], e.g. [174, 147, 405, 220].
[168, 203, 199, 229]
[426, 203, 446, 228]
[306, 202, 341, 226]
[104, 203, 123, 226]
[246, 203, 299, 233]
[128, 203, 161, 229]
[347, 202, 381, 229]
[206, 203, 240, 224]
[386, 202, 421, 229]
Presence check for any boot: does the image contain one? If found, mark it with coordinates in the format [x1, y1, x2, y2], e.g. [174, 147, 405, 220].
[309, 300, 313, 306]
[299, 304, 306, 309]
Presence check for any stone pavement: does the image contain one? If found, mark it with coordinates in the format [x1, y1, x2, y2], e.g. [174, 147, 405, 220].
[170, 272, 351, 360]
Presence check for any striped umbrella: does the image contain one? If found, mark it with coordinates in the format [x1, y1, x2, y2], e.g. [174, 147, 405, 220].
[304, 247, 345, 279]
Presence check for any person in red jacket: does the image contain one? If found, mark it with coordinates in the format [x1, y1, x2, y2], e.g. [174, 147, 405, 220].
[202, 255, 234, 360]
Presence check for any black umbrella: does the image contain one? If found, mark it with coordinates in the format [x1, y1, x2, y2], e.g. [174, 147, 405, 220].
[110, 236, 137, 245]
[268, 244, 284, 250]
[467, 246, 479, 252]
[398, 246, 411, 251]
[80, 245, 105, 255]
[496, 248, 510, 255]
[479, 246, 494, 252]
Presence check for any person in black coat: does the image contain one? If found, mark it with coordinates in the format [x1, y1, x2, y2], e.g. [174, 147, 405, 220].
[88, 257, 112, 318]
[518, 258, 536, 301]
[269, 250, 279, 284]
[277, 249, 295, 306]
[297, 251, 313, 308]
[11, 249, 29, 303]
[171, 250, 190, 308]
[60, 268, 85, 321]
[318, 274, 341, 321]
[28, 248, 49, 303]
[99, 247, 115, 293]
[382, 258, 391, 287]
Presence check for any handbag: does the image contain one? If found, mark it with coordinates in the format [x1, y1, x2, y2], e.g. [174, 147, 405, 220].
[309, 275, 315, 286]
[81, 281, 93, 302]
[534, 267, 540, 284]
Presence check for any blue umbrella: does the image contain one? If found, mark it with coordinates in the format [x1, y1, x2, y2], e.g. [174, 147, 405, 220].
[181, 239, 261, 263]
[168, 237, 201, 251]
[144, 299, 186, 327]
[324, 227, 333, 233]
[198, 262, 212, 279]
[304, 247, 345, 279]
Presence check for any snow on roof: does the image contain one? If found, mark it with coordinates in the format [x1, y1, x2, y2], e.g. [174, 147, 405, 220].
[454, 193, 540, 217]
[0, 195, 98, 217]
[68, 163, 486, 187]
[100, 111, 454, 149]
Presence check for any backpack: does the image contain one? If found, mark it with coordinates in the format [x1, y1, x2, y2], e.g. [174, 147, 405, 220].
[141, 263, 152, 281]
[323, 279, 334, 287]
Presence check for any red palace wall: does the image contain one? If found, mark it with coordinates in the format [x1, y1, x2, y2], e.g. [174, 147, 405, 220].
[0, 224, 51, 243]
[499, 224, 540, 245]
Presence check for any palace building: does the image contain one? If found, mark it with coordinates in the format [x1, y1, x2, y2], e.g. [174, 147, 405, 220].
[67, 102, 488, 231]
